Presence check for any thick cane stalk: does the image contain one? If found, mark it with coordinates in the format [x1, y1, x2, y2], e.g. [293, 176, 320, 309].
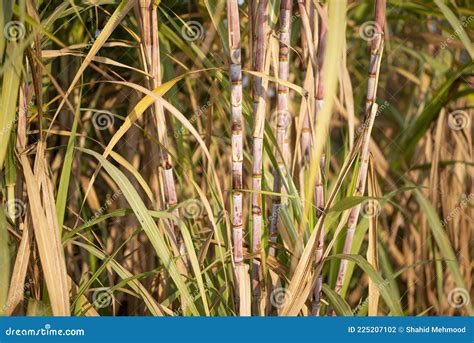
[298, 0, 312, 204]
[227, 0, 244, 285]
[330, 0, 386, 313]
[251, 0, 269, 303]
[269, 0, 292, 258]
[311, 5, 327, 316]
[297, 0, 318, 165]
[137, 1, 189, 286]
[297, 0, 327, 315]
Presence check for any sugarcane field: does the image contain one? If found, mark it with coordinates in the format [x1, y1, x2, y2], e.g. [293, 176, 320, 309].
[0, 0, 472, 319]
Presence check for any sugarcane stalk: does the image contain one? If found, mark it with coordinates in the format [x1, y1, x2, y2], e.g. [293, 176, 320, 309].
[138, 1, 186, 263]
[330, 0, 386, 314]
[227, 0, 244, 289]
[269, 0, 292, 258]
[333, 101, 380, 293]
[311, 4, 327, 316]
[251, 0, 269, 304]
[298, 0, 313, 205]
[297, 0, 318, 167]
[137, 0, 189, 313]
[150, 5, 188, 267]
[296, 0, 327, 315]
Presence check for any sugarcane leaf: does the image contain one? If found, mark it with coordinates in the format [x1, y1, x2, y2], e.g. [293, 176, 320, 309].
[71, 240, 171, 316]
[50, 0, 135, 124]
[20, 155, 70, 315]
[0, 43, 22, 169]
[434, 0, 474, 59]
[203, 0, 229, 56]
[401, 62, 473, 159]
[56, 112, 78, 234]
[101, 76, 183, 159]
[321, 284, 353, 316]
[340, 219, 370, 298]
[80, 147, 200, 316]
[0, 210, 10, 314]
[5, 223, 31, 315]
[328, 254, 404, 315]
[110, 151, 154, 203]
[329, 196, 377, 213]
[413, 188, 473, 315]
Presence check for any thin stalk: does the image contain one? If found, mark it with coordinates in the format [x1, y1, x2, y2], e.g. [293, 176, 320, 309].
[227, 0, 244, 282]
[298, 0, 313, 205]
[330, 0, 386, 314]
[297, 0, 318, 191]
[311, 4, 327, 316]
[138, 0, 189, 312]
[139, 1, 185, 261]
[269, 0, 292, 258]
[251, 0, 269, 304]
